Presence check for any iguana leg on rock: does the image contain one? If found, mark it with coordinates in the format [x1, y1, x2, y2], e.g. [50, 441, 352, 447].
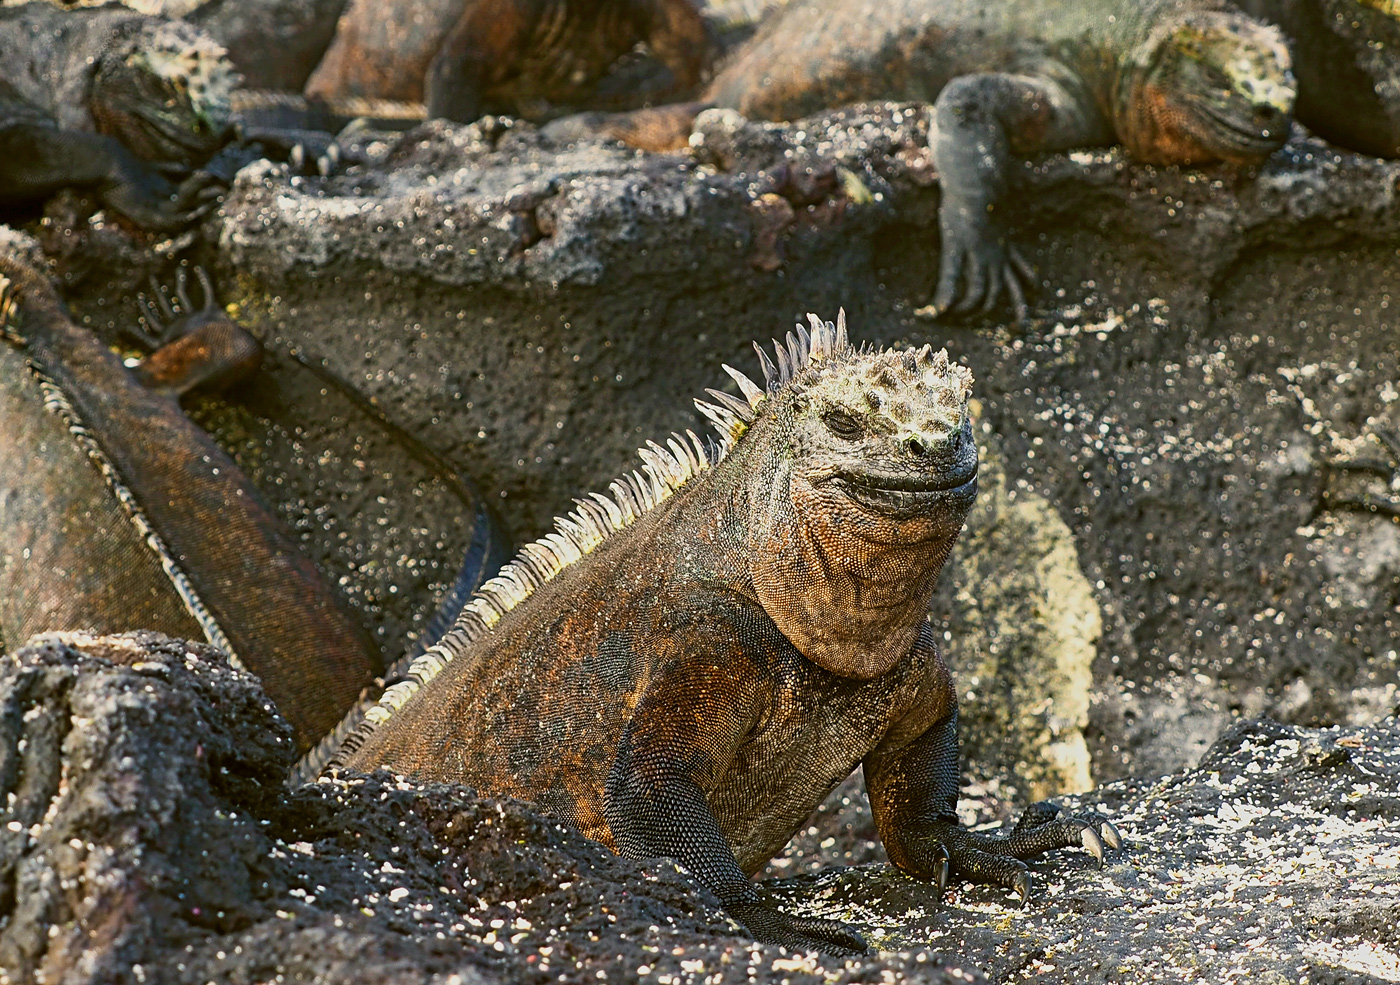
[603, 623, 870, 954]
[867, 685, 1123, 902]
[921, 71, 1113, 322]
[0, 123, 223, 231]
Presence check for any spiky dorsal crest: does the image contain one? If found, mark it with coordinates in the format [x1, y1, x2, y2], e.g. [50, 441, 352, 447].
[331, 310, 862, 761]
[693, 310, 853, 447]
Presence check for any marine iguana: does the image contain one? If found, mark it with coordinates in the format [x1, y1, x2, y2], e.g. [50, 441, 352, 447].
[580, 0, 1296, 319]
[0, 2, 234, 229]
[323, 312, 1122, 953]
[304, 0, 717, 124]
[0, 251, 381, 752]
[1237, 0, 1400, 157]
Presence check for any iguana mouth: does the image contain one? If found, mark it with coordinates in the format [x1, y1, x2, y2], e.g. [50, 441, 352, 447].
[820, 465, 977, 515]
[1191, 100, 1288, 154]
[130, 101, 226, 154]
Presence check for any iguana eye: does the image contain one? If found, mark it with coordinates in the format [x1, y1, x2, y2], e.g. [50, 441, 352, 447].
[822, 408, 863, 440]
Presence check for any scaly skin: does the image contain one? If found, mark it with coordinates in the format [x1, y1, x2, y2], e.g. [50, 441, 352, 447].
[305, 0, 715, 123]
[1237, 0, 1400, 157]
[0, 4, 233, 229]
[328, 313, 1121, 953]
[0, 254, 380, 753]
[596, 0, 1295, 319]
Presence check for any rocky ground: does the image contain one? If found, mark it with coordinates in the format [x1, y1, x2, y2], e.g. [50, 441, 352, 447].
[3, 103, 1398, 983]
[1, 632, 1396, 985]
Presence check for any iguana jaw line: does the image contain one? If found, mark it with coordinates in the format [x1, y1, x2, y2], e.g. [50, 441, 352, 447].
[813, 465, 977, 521]
[1118, 12, 1294, 165]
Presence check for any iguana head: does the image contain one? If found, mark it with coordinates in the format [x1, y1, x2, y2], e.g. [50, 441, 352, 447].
[92, 19, 236, 167]
[705, 314, 977, 679]
[1121, 10, 1295, 166]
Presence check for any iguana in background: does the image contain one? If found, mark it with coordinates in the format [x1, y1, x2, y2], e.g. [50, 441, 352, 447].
[304, 0, 718, 124]
[0, 2, 233, 229]
[576, 0, 1296, 319]
[323, 312, 1121, 953]
[1237, 0, 1400, 157]
[0, 250, 381, 752]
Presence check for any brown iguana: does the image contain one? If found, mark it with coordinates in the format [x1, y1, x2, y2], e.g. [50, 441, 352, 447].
[303, 0, 717, 124]
[0, 2, 234, 229]
[574, 0, 1296, 319]
[323, 313, 1122, 953]
[0, 250, 380, 752]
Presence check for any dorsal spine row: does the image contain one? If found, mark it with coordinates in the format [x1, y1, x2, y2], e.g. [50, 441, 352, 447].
[322, 312, 855, 768]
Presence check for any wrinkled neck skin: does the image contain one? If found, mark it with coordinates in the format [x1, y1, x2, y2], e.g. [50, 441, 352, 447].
[737, 418, 974, 681]
[1114, 13, 1199, 163]
[1111, 7, 1289, 166]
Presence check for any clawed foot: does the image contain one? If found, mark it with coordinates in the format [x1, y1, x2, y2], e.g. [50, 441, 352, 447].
[727, 896, 867, 956]
[937, 801, 1123, 903]
[102, 159, 224, 231]
[130, 268, 262, 395]
[915, 209, 1034, 323]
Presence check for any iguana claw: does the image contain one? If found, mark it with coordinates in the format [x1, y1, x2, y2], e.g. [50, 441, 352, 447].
[1080, 825, 1105, 865]
[1100, 820, 1123, 852]
[1014, 870, 1032, 905]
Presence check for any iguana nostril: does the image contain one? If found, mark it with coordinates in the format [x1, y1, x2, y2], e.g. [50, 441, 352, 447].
[904, 436, 928, 457]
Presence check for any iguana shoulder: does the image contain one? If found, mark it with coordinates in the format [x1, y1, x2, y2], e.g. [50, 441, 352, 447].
[323, 312, 1120, 952]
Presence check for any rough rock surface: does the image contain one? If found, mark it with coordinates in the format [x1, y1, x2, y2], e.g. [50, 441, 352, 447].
[204, 106, 1400, 787]
[2, 632, 1396, 985]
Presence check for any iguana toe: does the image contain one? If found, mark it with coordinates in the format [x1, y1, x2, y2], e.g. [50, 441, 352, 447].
[727, 900, 867, 956]
[1080, 824, 1105, 865]
[1014, 869, 1032, 904]
[1100, 819, 1123, 851]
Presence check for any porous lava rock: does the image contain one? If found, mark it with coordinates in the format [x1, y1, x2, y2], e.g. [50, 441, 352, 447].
[2, 632, 1396, 984]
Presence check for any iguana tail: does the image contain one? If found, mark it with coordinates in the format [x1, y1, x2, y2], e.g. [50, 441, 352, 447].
[0, 253, 380, 754]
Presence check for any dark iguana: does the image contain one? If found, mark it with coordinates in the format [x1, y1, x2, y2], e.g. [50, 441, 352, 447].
[324, 313, 1121, 953]
[0, 250, 381, 752]
[1238, 0, 1400, 157]
[304, 0, 717, 124]
[0, 2, 234, 229]
[582, 0, 1296, 319]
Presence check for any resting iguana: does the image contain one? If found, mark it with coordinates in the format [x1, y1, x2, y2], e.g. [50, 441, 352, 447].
[0, 251, 382, 751]
[0, 2, 234, 229]
[581, 0, 1296, 319]
[304, 0, 717, 124]
[323, 312, 1121, 953]
[1237, 0, 1400, 157]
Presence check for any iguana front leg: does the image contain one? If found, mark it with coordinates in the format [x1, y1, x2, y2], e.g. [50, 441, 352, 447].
[130, 268, 263, 397]
[921, 70, 1114, 321]
[866, 685, 1121, 900]
[0, 123, 222, 230]
[605, 654, 867, 955]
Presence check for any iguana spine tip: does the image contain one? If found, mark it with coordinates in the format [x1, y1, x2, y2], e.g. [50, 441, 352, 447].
[325, 313, 861, 770]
